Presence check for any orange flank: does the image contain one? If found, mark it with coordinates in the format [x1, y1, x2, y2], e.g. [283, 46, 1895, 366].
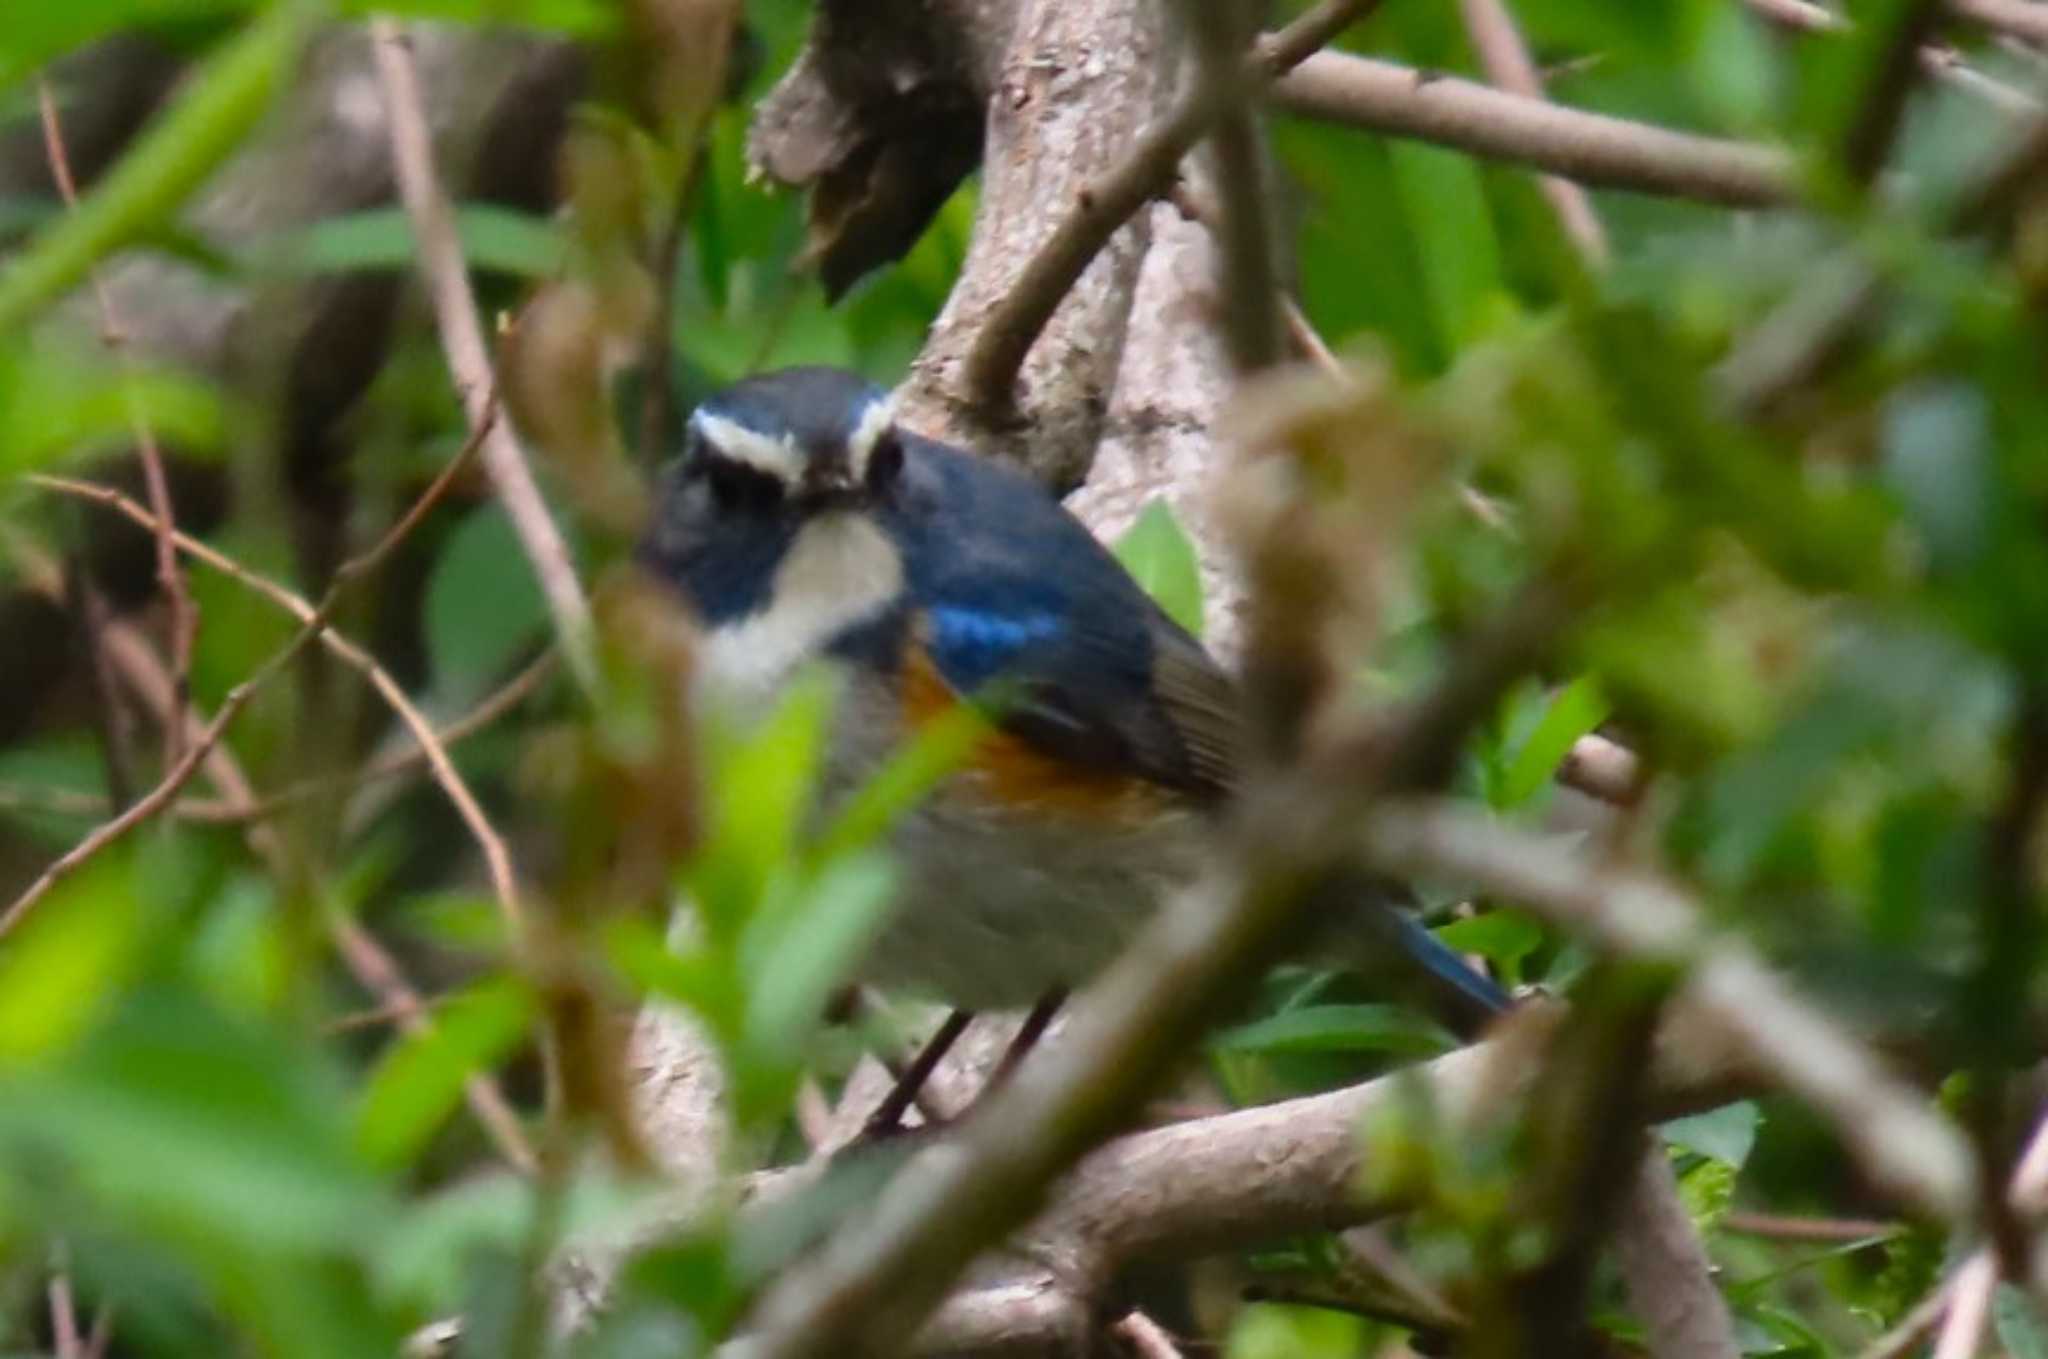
[896, 638, 1172, 823]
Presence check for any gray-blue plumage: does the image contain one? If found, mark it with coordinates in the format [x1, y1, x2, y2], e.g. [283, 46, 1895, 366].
[640, 367, 1508, 1021]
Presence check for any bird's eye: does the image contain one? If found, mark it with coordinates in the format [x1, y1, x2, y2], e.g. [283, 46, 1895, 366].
[866, 428, 904, 492]
[703, 457, 785, 513]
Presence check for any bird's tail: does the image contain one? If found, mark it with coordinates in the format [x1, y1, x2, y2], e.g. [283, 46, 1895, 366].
[1316, 876, 1514, 1039]
[1385, 906, 1512, 1034]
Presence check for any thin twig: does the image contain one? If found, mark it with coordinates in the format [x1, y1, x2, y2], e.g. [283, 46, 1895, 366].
[37, 78, 198, 764]
[1745, 0, 2040, 117]
[1951, 0, 2048, 46]
[49, 1263, 82, 1359]
[0, 522, 535, 1170]
[1272, 52, 1795, 207]
[1930, 1251, 1997, 1359]
[961, 0, 1385, 407]
[1363, 799, 1976, 1221]
[1175, 0, 1284, 373]
[329, 911, 538, 1171]
[0, 591, 318, 935]
[0, 650, 554, 828]
[1720, 1211, 1896, 1242]
[369, 17, 597, 693]
[1457, 0, 1610, 266]
[29, 473, 528, 939]
[1110, 1311, 1186, 1359]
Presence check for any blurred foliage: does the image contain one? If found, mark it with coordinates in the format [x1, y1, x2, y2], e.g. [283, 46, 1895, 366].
[0, 0, 2041, 1356]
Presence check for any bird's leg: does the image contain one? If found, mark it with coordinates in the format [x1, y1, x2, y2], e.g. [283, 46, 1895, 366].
[985, 987, 1067, 1092]
[864, 1008, 975, 1138]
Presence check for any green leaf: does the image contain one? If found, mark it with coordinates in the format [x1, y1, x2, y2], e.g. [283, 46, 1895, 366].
[690, 669, 838, 938]
[1662, 1100, 1761, 1167]
[1388, 140, 1506, 357]
[0, 1, 318, 336]
[1499, 676, 1612, 809]
[423, 503, 550, 700]
[1433, 911, 1544, 969]
[1113, 498, 1204, 637]
[810, 697, 985, 865]
[0, 1, 253, 91]
[1674, 1155, 1736, 1231]
[248, 204, 568, 278]
[1213, 1004, 1457, 1059]
[0, 856, 144, 1065]
[0, 341, 227, 480]
[354, 975, 535, 1168]
[740, 856, 897, 1095]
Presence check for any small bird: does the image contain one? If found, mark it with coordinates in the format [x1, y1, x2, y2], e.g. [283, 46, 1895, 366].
[638, 367, 1507, 1060]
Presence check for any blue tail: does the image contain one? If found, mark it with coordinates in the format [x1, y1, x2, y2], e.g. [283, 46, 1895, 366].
[1388, 908, 1513, 1032]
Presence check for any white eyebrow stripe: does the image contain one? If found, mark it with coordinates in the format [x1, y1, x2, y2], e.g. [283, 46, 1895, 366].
[846, 394, 896, 482]
[694, 411, 803, 483]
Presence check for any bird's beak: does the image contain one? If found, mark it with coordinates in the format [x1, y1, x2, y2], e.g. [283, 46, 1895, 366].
[799, 458, 860, 503]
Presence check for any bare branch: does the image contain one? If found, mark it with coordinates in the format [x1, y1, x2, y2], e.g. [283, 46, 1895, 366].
[957, 0, 1383, 423]
[1271, 52, 1795, 207]
[1362, 799, 1975, 1220]
[1456, 0, 1610, 266]
[1616, 1147, 1742, 1359]
[29, 473, 530, 941]
[369, 17, 597, 692]
[36, 77, 198, 766]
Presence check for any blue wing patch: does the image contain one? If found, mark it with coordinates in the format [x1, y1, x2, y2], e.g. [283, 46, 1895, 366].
[927, 604, 1064, 690]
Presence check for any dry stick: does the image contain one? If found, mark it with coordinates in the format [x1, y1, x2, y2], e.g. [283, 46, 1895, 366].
[1456, 0, 1611, 265]
[962, 0, 1387, 408]
[12, 495, 538, 1172]
[368, 17, 597, 694]
[1857, 1276, 1963, 1359]
[0, 578, 327, 935]
[1271, 52, 1794, 207]
[36, 78, 198, 764]
[1110, 1311, 1186, 1359]
[1746, 0, 2042, 116]
[1952, 0, 2048, 45]
[1362, 800, 1976, 1221]
[1920, 1093, 2048, 1358]
[1175, 0, 1284, 373]
[0, 650, 554, 828]
[1720, 1211, 1896, 1242]
[49, 1266, 82, 1359]
[27, 474, 528, 939]
[330, 911, 538, 1172]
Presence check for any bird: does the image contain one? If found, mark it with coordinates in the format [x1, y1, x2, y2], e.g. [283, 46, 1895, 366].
[637, 366, 1509, 1103]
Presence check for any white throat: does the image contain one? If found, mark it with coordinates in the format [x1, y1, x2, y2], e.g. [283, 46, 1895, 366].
[698, 513, 904, 705]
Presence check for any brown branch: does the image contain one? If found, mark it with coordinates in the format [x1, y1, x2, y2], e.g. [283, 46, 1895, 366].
[1616, 1146, 1742, 1359]
[369, 17, 597, 693]
[1174, 0, 1284, 374]
[1950, 0, 2048, 45]
[0, 596, 323, 936]
[1271, 52, 1795, 207]
[1, 521, 536, 1171]
[37, 77, 198, 766]
[1457, 0, 1610, 266]
[717, 1001, 1749, 1357]
[959, 0, 1384, 412]
[29, 473, 529, 940]
[1362, 799, 1976, 1221]
[0, 649, 555, 828]
[1110, 1311, 1185, 1359]
[1720, 1211, 1897, 1242]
